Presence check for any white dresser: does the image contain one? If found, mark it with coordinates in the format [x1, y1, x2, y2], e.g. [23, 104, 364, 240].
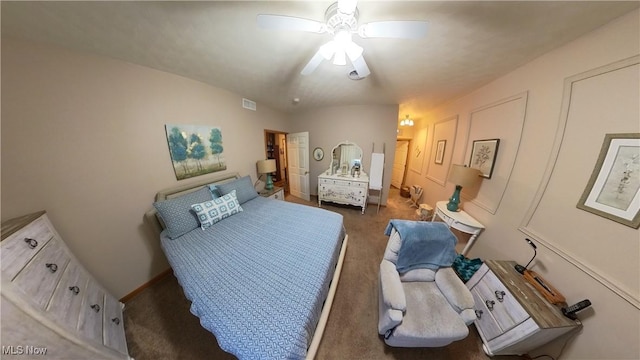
[466, 260, 580, 356]
[318, 172, 369, 214]
[1, 211, 131, 359]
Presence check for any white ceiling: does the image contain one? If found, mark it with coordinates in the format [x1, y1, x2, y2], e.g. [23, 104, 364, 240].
[2, 1, 638, 115]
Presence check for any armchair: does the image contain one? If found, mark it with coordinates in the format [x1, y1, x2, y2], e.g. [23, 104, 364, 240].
[378, 221, 476, 347]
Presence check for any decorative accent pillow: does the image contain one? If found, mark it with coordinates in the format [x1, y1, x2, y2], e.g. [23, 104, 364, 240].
[153, 187, 213, 239]
[191, 190, 243, 229]
[216, 175, 259, 204]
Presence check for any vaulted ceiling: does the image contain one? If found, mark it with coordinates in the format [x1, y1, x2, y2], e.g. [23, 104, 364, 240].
[2, 1, 638, 115]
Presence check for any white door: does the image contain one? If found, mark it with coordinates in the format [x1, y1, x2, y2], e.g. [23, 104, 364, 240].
[286, 132, 310, 201]
[391, 140, 409, 188]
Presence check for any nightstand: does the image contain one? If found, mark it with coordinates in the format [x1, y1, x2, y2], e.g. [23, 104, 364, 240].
[432, 201, 484, 255]
[466, 260, 581, 356]
[259, 186, 284, 201]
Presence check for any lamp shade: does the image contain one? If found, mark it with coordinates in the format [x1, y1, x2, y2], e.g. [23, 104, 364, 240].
[448, 164, 481, 188]
[257, 159, 276, 174]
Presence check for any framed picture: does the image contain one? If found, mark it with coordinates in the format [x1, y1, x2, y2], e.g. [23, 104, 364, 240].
[165, 124, 227, 180]
[434, 140, 446, 165]
[470, 139, 500, 178]
[577, 133, 640, 228]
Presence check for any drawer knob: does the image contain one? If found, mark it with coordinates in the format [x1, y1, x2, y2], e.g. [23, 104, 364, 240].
[46, 263, 58, 273]
[495, 290, 506, 302]
[91, 304, 101, 313]
[475, 309, 483, 319]
[24, 237, 39, 249]
[112, 317, 121, 325]
[485, 299, 495, 310]
[69, 286, 80, 295]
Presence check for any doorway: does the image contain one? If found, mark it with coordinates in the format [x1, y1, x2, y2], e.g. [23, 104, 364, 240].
[264, 130, 288, 192]
[391, 140, 409, 189]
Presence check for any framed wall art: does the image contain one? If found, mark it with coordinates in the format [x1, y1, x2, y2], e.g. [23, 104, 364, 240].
[434, 140, 446, 165]
[470, 138, 500, 179]
[577, 133, 640, 228]
[165, 124, 227, 180]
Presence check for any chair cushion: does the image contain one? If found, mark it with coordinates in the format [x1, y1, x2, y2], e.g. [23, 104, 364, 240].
[385, 282, 469, 348]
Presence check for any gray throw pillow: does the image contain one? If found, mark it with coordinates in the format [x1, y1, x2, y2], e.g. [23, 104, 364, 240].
[216, 175, 259, 204]
[153, 187, 213, 239]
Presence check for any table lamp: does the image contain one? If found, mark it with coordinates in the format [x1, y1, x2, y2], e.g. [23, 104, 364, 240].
[446, 164, 481, 212]
[257, 159, 277, 190]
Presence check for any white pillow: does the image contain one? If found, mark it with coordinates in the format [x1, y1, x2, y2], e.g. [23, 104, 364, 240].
[191, 190, 243, 229]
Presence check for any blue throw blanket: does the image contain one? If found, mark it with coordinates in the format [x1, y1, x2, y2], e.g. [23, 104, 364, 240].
[384, 220, 457, 273]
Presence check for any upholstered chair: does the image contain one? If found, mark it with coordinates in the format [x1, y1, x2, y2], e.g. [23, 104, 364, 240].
[378, 221, 476, 347]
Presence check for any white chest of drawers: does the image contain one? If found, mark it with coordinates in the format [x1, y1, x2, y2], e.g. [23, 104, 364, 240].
[1, 211, 131, 359]
[466, 260, 580, 356]
[318, 172, 369, 214]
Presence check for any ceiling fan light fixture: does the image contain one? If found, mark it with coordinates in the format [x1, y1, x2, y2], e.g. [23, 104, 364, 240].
[333, 49, 347, 65]
[345, 42, 363, 61]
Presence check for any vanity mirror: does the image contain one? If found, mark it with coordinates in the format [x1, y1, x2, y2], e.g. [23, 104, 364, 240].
[330, 141, 363, 176]
[319, 141, 369, 214]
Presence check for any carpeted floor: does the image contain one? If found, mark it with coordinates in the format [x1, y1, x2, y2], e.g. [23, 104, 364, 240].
[123, 188, 526, 360]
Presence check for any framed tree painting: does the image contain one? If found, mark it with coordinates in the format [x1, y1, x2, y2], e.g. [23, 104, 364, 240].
[577, 133, 640, 228]
[165, 124, 227, 180]
[470, 139, 500, 179]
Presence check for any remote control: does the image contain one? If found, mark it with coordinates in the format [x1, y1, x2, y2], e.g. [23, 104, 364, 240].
[562, 299, 592, 320]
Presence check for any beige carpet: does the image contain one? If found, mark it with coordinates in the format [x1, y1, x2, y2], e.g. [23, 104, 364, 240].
[123, 188, 525, 360]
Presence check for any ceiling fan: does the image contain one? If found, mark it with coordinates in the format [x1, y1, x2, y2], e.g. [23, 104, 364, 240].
[257, 0, 428, 78]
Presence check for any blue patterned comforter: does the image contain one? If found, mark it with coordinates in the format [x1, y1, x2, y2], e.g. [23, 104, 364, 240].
[160, 196, 345, 359]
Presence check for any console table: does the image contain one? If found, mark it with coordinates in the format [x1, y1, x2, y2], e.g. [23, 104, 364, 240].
[432, 201, 485, 255]
[467, 260, 580, 356]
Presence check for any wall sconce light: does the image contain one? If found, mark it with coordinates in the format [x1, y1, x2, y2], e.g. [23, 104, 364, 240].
[400, 114, 414, 127]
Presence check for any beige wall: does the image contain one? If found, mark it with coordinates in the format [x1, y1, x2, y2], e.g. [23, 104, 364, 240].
[400, 10, 639, 359]
[289, 104, 399, 205]
[1, 38, 289, 298]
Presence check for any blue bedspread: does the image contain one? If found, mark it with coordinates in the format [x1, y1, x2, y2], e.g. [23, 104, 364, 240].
[161, 196, 345, 360]
[385, 220, 457, 273]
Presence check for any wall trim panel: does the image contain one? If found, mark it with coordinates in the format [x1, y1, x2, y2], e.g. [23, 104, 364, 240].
[519, 55, 640, 309]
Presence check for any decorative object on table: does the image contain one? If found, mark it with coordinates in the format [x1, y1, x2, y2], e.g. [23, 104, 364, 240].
[435, 140, 446, 165]
[313, 147, 324, 161]
[469, 138, 500, 179]
[257, 159, 277, 190]
[446, 164, 481, 211]
[165, 124, 226, 180]
[577, 133, 640, 229]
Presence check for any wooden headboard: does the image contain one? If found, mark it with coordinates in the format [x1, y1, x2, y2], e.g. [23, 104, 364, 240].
[143, 172, 242, 236]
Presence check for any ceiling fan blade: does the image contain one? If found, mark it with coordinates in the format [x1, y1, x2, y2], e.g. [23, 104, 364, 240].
[301, 49, 326, 75]
[350, 55, 370, 78]
[257, 14, 325, 33]
[358, 21, 428, 39]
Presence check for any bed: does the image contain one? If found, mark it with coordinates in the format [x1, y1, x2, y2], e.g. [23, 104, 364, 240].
[144, 172, 348, 360]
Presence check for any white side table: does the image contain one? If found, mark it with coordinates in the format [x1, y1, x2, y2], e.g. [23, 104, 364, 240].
[432, 201, 485, 256]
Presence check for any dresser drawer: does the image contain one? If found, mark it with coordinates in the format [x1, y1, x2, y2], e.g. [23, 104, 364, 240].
[472, 288, 503, 341]
[103, 293, 128, 354]
[476, 270, 529, 332]
[12, 238, 70, 310]
[319, 178, 367, 188]
[1, 217, 54, 280]
[47, 261, 89, 332]
[78, 280, 105, 343]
